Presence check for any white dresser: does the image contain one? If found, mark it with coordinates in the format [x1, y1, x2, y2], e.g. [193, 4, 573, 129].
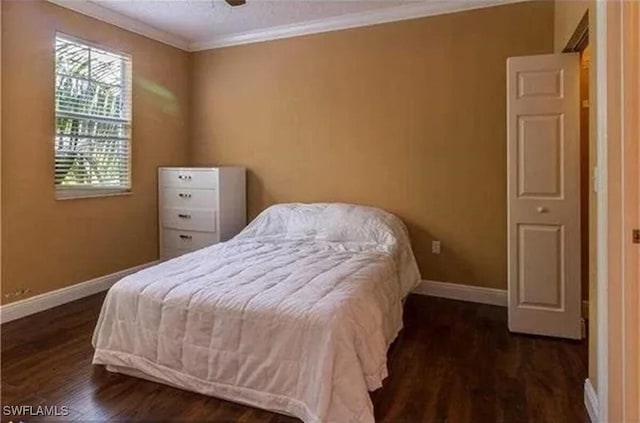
[158, 167, 246, 259]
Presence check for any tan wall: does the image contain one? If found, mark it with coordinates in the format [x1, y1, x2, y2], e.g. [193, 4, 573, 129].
[190, 1, 555, 288]
[554, 0, 589, 52]
[1, 0, 190, 304]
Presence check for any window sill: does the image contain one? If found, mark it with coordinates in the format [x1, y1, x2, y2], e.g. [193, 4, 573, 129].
[55, 189, 132, 201]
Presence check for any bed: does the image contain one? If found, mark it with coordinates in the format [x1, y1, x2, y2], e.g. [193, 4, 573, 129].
[92, 203, 421, 423]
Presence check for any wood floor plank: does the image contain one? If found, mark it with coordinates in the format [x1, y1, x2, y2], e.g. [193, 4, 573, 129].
[1, 293, 587, 422]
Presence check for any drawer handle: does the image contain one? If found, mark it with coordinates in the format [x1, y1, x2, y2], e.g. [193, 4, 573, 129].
[179, 234, 193, 240]
[178, 193, 192, 199]
[178, 213, 191, 219]
[178, 175, 192, 181]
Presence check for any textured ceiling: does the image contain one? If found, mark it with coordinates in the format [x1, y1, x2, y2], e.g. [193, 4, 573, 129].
[90, 0, 421, 44]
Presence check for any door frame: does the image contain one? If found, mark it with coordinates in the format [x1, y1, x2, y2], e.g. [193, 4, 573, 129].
[596, 0, 640, 420]
[595, 0, 609, 419]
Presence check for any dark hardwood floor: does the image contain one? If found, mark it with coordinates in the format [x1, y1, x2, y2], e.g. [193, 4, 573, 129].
[1, 293, 587, 422]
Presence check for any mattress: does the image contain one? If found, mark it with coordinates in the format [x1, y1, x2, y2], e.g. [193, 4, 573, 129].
[92, 203, 421, 423]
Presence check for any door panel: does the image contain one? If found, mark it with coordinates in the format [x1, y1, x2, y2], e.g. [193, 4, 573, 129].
[517, 224, 564, 310]
[516, 68, 563, 97]
[507, 53, 581, 339]
[517, 114, 564, 198]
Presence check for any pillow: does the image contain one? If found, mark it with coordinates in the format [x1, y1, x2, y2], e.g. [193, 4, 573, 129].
[284, 203, 325, 239]
[236, 203, 327, 240]
[235, 202, 421, 295]
[234, 203, 290, 239]
[237, 202, 407, 249]
[315, 203, 401, 247]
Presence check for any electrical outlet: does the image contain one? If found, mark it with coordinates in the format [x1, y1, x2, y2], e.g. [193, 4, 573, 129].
[432, 240, 441, 254]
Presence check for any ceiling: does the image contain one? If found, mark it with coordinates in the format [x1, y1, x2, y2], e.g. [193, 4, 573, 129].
[52, 0, 524, 50]
[92, 1, 416, 44]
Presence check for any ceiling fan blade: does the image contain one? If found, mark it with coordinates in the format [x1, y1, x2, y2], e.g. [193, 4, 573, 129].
[225, 0, 246, 6]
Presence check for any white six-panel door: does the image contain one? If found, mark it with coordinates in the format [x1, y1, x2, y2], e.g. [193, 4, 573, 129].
[507, 53, 581, 339]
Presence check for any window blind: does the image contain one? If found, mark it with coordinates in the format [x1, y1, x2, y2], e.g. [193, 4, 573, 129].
[55, 35, 132, 193]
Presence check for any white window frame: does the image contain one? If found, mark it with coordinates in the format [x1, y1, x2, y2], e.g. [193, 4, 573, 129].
[54, 33, 132, 200]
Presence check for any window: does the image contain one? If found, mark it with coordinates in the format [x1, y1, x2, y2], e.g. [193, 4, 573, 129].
[54, 34, 132, 198]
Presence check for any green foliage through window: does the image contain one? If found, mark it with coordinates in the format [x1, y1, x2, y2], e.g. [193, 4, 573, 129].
[55, 35, 132, 190]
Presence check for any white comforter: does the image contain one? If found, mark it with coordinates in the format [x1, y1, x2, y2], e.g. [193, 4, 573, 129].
[92, 203, 421, 423]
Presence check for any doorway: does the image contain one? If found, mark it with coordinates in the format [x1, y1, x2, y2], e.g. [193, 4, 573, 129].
[563, 12, 592, 328]
[506, 12, 594, 340]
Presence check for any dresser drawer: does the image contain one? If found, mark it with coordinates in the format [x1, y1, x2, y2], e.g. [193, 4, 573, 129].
[161, 169, 218, 189]
[163, 229, 217, 251]
[161, 187, 218, 209]
[162, 207, 217, 232]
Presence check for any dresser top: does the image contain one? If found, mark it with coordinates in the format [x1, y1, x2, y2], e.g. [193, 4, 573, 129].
[159, 166, 245, 170]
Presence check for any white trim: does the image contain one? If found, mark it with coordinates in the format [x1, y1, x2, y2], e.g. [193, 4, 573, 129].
[585, 378, 600, 422]
[47, 0, 527, 52]
[46, 0, 190, 50]
[191, 0, 527, 51]
[595, 0, 609, 419]
[412, 280, 508, 307]
[0, 261, 159, 324]
[56, 190, 133, 201]
[413, 281, 591, 317]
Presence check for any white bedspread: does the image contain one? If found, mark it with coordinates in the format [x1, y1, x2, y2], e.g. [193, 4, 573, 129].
[92, 203, 420, 423]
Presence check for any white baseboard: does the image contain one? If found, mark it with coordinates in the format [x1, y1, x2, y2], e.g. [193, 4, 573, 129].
[1, 270, 591, 324]
[0, 261, 159, 324]
[413, 280, 591, 319]
[412, 280, 508, 307]
[584, 378, 599, 422]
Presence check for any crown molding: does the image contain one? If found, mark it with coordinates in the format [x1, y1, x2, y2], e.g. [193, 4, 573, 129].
[47, 0, 528, 52]
[46, 0, 190, 51]
[189, 0, 528, 51]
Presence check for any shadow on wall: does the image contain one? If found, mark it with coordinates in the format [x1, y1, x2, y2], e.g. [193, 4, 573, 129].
[246, 169, 276, 220]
